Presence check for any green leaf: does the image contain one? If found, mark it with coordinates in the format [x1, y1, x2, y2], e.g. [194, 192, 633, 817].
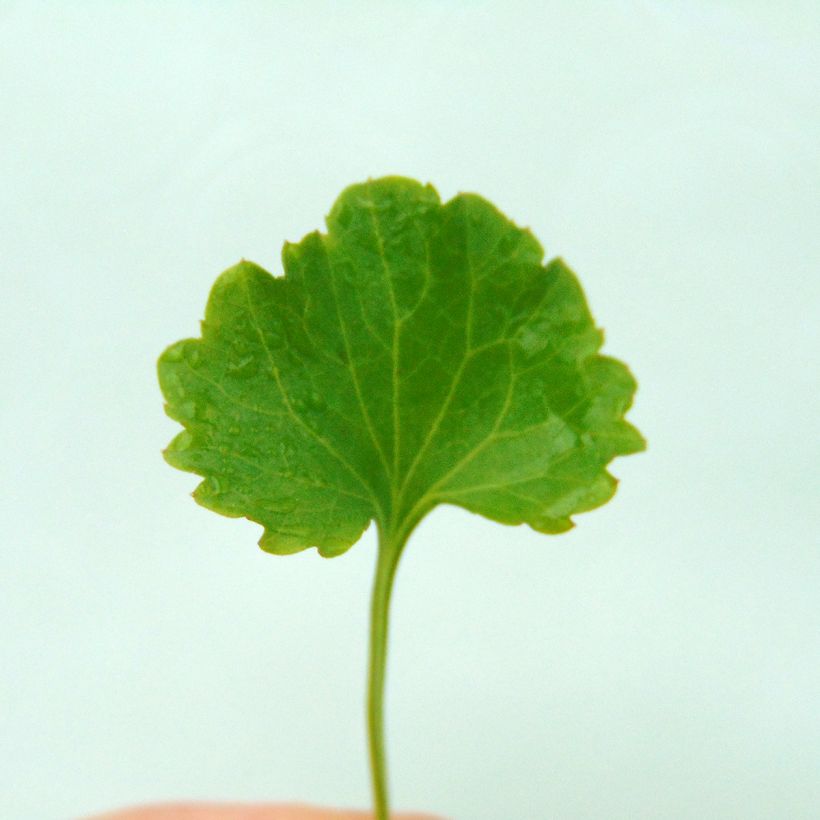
[158, 177, 646, 819]
[158, 177, 644, 558]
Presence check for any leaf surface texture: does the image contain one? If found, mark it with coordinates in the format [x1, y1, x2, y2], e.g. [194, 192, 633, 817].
[159, 178, 644, 556]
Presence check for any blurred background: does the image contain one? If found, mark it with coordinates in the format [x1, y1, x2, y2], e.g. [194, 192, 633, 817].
[1, 2, 818, 819]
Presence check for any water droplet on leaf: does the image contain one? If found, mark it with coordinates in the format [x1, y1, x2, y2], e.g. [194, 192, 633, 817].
[306, 391, 325, 411]
[228, 355, 257, 378]
[185, 346, 201, 367]
[178, 400, 196, 420]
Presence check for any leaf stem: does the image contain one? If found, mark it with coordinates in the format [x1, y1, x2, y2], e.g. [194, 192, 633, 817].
[367, 524, 407, 820]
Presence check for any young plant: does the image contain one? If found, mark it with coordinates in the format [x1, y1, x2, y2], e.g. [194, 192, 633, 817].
[158, 177, 644, 819]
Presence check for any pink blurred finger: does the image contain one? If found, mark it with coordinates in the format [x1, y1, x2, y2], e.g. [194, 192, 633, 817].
[87, 802, 443, 820]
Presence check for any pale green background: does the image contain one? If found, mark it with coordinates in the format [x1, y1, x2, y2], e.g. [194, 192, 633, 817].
[1, 2, 818, 819]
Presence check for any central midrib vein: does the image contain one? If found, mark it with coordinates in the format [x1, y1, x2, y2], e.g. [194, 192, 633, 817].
[363, 186, 402, 517]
